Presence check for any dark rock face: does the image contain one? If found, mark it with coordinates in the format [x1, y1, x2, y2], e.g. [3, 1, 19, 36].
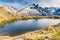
[54, 8, 60, 16]
[3, 4, 60, 16]
[30, 4, 60, 16]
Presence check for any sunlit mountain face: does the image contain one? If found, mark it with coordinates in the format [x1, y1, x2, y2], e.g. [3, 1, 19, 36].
[18, 4, 60, 16]
[0, 0, 60, 16]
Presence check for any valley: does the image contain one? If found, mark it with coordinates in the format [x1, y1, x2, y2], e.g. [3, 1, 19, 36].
[0, 5, 60, 40]
[0, 0, 60, 40]
[0, 6, 60, 28]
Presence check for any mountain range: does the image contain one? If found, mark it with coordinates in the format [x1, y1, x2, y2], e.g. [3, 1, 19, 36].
[1, 3, 60, 16]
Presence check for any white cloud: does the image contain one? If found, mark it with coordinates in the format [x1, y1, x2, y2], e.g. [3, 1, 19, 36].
[0, 0, 60, 8]
[39, 0, 60, 7]
[11, 3, 23, 9]
[0, 2, 24, 9]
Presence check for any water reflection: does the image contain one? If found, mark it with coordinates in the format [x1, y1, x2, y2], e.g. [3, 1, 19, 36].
[0, 19, 60, 36]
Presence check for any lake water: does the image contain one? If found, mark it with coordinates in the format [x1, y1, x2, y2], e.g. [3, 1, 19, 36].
[0, 19, 60, 36]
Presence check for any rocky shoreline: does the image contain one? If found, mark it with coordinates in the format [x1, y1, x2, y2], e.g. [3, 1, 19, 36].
[14, 23, 60, 40]
[0, 23, 60, 40]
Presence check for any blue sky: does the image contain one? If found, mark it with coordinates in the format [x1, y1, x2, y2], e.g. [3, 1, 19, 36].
[0, 0, 39, 5]
[0, 0, 29, 5]
[0, 0, 60, 8]
[0, 0, 39, 8]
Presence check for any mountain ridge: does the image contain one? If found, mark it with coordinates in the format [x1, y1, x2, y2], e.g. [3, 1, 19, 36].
[1, 3, 60, 16]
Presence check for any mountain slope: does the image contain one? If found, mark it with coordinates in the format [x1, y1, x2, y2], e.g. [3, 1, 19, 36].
[0, 7, 22, 27]
[1, 4, 60, 16]
[17, 4, 60, 16]
[18, 4, 50, 16]
[2, 4, 18, 13]
[18, 4, 41, 16]
[44, 7, 60, 16]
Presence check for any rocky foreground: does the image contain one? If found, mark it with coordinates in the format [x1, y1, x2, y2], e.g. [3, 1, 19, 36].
[0, 23, 60, 40]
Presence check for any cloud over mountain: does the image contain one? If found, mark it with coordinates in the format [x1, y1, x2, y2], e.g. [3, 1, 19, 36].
[0, 0, 60, 9]
[39, 0, 60, 7]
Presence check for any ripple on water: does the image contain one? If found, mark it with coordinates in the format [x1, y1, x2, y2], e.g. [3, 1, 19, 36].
[0, 19, 60, 36]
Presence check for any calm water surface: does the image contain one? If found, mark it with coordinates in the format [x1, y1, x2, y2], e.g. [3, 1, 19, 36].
[0, 19, 60, 36]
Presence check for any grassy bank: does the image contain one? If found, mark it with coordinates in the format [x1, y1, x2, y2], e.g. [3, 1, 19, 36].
[0, 7, 60, 28]
[0, 23, 60, 40]
[12, 23, 60, 40]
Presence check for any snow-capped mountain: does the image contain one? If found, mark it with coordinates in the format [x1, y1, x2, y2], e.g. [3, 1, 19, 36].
[17, 4, 41, 16]
[2, 4, 18, 13]
[1, 3, 60, 16]
[44, 7, 60, 16]
[17, 3, 60, 16]
[18, 4, 50, 16]
[53, 8, 60, 16]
